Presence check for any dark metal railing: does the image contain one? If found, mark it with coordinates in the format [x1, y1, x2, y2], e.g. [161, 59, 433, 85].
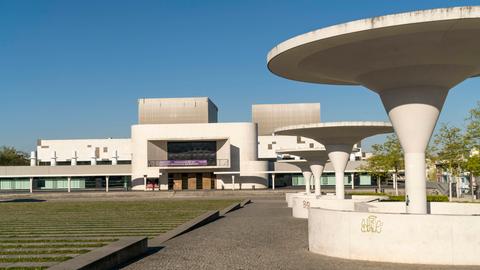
[148, 159, 229, 167]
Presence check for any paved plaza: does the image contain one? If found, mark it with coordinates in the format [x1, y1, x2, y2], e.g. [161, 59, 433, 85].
[123, 196, 476, 270]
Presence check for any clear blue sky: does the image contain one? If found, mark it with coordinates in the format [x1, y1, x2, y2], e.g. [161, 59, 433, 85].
[1, 0, 480, 151]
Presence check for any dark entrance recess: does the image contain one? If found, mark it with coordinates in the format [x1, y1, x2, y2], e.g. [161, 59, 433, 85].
[168, 172, 214, 190]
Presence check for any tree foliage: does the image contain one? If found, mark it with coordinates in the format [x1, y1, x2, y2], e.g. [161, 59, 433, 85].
[465, 101, 480, 150]
[361, 134, 403, 179]
[466, 155, 480, 178]
[0, 146, 29, 166]
[433, 123, 468, 177]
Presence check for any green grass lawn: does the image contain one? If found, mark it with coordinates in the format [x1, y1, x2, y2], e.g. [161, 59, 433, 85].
[0, 199, 239, 269]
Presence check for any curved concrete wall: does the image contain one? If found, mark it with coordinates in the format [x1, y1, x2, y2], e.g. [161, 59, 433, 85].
[291, 195, 388, 219]
[286, 192, 308, 208]
[366, 201, 480, 215]
[309, 207, 480, 265]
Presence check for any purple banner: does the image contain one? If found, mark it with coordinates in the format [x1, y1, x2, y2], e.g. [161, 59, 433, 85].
[159, 160, 208, 166]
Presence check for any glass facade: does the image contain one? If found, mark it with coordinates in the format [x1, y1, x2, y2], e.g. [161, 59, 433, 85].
[0, 176, 131, 191]
[167, 141, 217, 166]
[288, 173, 372, 186]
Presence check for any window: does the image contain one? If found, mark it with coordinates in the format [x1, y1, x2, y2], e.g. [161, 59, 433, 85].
[268, 144, 272, 150]
[167, 141, 217, 166]
[103, 147, 108, 153]
[310, 143, 314, 148]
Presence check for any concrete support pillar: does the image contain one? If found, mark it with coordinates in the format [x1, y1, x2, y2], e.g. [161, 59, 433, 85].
[67, 177, 71, 193]
[30, 151, 36, 167]
[106, 176, 109, 193]
[393, 173, 398, 195]
[71, 151, 77, 166]
[29, 177, 33, 193]
[231, 175, 235, 191]
[112, 150, 118, 165]
[351, 173, 355, 190]
[51, 151, 57, 167]
[272, 174, 275, 190]
[379, 86, 449, 214]
[301, 171, 312, 194]
[143, 175, 147, 191]
[326, 145, 352, 200]
[310, 162, 326, 197]
[91, 149, 97, 165]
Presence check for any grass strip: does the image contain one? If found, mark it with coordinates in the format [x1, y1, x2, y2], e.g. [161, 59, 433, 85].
[0, 256, 71, 263]
[0, 239, 117, 243]
[0, 244, 104, 249]
[0, 267, 47, 270]
[0, 249, 90, 255]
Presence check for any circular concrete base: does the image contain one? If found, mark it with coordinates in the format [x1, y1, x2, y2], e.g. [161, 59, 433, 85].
[291, 195, 388, 219]
[286, 192, 313, 208]
[309, 202, 480, 265]
[291, 194, 323, 218]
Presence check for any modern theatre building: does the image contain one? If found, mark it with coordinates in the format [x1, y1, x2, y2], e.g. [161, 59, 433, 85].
[0, 97, 372, 192]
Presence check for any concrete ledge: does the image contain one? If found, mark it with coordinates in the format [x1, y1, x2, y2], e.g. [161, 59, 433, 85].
[219, 202, 241, 216]
[49, 236, 147, 270]
[240, 198, 251, 207]
[149, 210, 220, 247]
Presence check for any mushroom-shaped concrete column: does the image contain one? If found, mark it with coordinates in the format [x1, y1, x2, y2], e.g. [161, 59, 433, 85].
[267, 6, 480, 213]
[275, 122, 393, 199]
[278, 159, 313, 194]
[277, 148, 328, 196]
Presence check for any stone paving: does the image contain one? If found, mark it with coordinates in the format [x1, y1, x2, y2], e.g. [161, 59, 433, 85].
[123, 197, 478, 270]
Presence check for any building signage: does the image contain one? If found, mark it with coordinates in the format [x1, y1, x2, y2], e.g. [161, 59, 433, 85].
[159, 160, 208, 166]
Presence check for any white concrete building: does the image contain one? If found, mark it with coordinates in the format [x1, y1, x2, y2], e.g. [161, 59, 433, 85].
[0, 97, 376, 192]
[35, 138, 132, 166]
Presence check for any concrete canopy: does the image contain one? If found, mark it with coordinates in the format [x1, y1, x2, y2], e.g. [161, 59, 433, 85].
[267, 6, 480, 86]
[267, 6, 480, 214]
[276, 159, 313, 195]
[274, 122, 393, 145]
[277, 148, 328, 196]
[275, 122, 393, 199]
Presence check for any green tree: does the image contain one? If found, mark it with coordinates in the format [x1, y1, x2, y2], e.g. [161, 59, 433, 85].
[465, 101, 480, 150]
[0, 146, 29, 166]
[465, 154, 480, 197]
[464, 102, 480, 197]
[433, 123, 468, 197]
[361, 134, 404, 194]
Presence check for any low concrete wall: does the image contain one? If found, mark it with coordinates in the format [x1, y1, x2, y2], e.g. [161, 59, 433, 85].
[150, 210, 220, 247]
[49, 237, 147, 270]
[291, 194, 319, 218]
[286, 192, 307, 208]
[240, 198, 251, 207]
[350, 195, 389, 201]
[366, 201, 480, 215]
[220, 201, 242, 216]
[309, 207, 480, 265]
[292, 195, 387, 219]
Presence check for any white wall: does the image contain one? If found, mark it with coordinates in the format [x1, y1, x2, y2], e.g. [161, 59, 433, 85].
[309, 207, 480, 265]
[258, 135, 323, 159]
[37, 139, 132, 163]
[131, 122, 268, 190]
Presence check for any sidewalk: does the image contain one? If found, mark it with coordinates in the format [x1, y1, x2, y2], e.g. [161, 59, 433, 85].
[123, 197, 475, 270]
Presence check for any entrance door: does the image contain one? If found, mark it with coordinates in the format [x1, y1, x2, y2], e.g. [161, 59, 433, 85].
[202, 172, 214, 190]
[188, 174, 196, 190]
[173, 173, 182, 191]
